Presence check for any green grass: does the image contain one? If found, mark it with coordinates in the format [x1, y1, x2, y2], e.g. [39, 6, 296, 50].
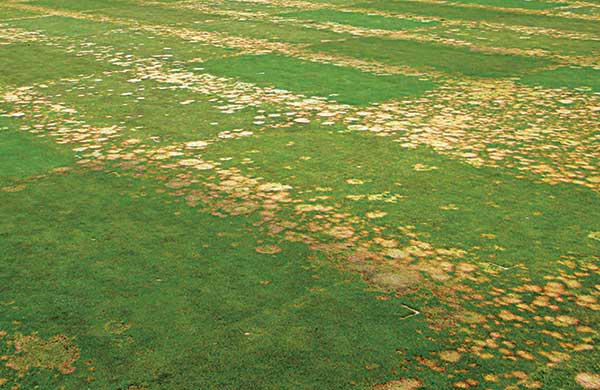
[0, 170, 429, 389]
[520, 66, 600, 92]
[0, 127, 73, 186]
[0, 43, 114, 86]
[311, 37, 553, 77]
[81, 1, 353, 44]
[0, 7, 43, 20]
[199, 54, 436, 104]
[419, 23, 600, 57]
[445, 0, 568, 10]
[354, 0, 600, 34]
[564, 5, 600, 16]
[29, 0, 138, 12]
[203, 126, 600, 270]
[7, 14, 119, 37]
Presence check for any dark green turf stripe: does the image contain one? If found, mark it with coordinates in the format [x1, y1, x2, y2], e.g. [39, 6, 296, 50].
[311, 37, 553, 78]
[520, 66, 600, 92]
[198, 54, 436, 104]
[354, 0, 600, 34]
[0, 43, 114, 85]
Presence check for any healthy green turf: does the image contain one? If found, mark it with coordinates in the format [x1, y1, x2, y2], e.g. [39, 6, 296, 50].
[0, 127, 73, 186]
[445, 0, 568, 10]
[520, 66, 600, 92]
[199, 54, 436, 104]
[0, 7, 43, 20]
[354, 0, 600, 34]
[0, 171, 424, 389]
[0, 43, 113, 86]
[312, 37, 553, 77]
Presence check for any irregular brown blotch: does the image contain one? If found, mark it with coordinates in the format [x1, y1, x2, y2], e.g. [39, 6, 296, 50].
[439, 350, 462, 363]
[255, 245, 282, 255]
[498, 310, 526, 322]
[576, 372, 600, 389]
[385, 248, 411, 260]
[325, 226, 355, 239]
[0, 184, 26, 193]
[103, 320, 132, 335]
[371, 378, 422, 390]
[368, 270, 421, 295]
[5, 333, 80, 375]
[456, 310, 487, 325]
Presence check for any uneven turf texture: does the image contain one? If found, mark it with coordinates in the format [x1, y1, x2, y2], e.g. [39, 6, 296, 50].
[0, 0, 599, 389]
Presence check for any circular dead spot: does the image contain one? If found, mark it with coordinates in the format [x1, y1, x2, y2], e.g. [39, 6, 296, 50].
[371, 378, 422, 390]
[257, 182, 292, 192]
[346, 178, 364, 185]
[178, 158, 202, 166]
[369, 270, 420, 293]
[103, 321, 132, 335]
[326, 226, 355, 239]
[185, 140, 208, 149]
[587, 176, 600, 183]
[385, 248, 411, 260]
[576, 373, 600, 389]
[366, 211, 387, 219]
[348, 124, 369, 131]
[194, 163, 215, 170]
[255, 245, 282, 255]
[456, 310, 487, 324]
[439, 350, 462, 363]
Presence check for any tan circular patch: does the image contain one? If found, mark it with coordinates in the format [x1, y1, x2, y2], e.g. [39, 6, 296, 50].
[255, 245, 282, 255]
[576, 373, 600, 389]
[371, 378, 422, 390]
[439, 350, 462, 363]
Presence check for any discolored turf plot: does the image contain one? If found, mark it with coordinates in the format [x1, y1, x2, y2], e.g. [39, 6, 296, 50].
[0, 0, 599, 388]
[4, 14, 239, 63]
[202, 125, 600, 270]
[35, 73, 264, 143]
[280, 9, 439, 30]
[416, 23, 600, 58]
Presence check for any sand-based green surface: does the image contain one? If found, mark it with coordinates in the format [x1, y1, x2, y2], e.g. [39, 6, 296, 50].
[0, 0, 599, 388]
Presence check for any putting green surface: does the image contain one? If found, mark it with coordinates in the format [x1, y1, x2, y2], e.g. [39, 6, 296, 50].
[0, 0, 599, 389]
